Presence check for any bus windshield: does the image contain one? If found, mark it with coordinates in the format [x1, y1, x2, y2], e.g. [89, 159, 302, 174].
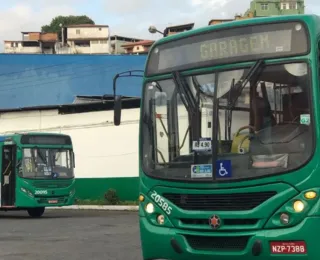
[142, 62, 313, 181]
[21, 148, 74, 179]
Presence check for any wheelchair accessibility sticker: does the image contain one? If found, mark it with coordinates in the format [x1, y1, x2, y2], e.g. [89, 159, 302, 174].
[216, 160, 232, 178]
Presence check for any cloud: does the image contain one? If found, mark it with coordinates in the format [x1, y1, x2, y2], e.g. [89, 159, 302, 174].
[0, 1, 80, 51]
[107, 0, 251, 39]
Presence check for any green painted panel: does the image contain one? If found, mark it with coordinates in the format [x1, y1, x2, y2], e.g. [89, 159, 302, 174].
[74, 177, 139, 201]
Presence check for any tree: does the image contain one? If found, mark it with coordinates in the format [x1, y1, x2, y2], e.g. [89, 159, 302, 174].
[41, 15, 95, 36]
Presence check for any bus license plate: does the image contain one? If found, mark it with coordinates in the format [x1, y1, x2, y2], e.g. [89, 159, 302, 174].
[270, 241, 307, 254]
[48, 200, 58, 204]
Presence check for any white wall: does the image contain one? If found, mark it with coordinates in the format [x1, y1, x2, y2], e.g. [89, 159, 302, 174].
[0, 108, 140, 179]
[4, 42, 41, 54]
[67, 27, 109, 40]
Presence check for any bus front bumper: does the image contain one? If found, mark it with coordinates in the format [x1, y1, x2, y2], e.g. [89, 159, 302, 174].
[140, 216, 320, 260]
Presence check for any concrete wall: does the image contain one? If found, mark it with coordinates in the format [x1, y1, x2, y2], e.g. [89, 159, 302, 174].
[4, 42, 41, 54]
[0, 108, 140, 201]
[67, 40, 110, 54]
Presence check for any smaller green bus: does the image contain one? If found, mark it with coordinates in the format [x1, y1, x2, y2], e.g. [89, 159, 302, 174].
[0, 132, 76, 218]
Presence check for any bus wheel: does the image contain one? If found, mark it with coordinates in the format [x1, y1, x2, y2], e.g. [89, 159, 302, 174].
[27, 207, 45, 218]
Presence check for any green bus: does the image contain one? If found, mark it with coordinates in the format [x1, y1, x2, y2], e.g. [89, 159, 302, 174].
[113, 14, 319, 259]
[0, 132, 75, 218]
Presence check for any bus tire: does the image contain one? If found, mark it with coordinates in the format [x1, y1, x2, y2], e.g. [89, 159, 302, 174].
[27, 207, 45, 218]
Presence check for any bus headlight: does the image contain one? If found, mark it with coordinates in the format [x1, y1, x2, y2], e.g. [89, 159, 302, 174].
[304, 191, 317, 200]
[293, 200, 304, 213]
[265, 189, 320, 229]
[145, 203, 155, 214]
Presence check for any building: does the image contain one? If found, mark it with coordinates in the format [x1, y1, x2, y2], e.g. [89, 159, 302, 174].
[209, 12, 255, 25]
[209, 0, 304, 25]
[163, 23, 194, 37]
[4, 32, 58, 54]
[59, 24, 111, 54]
[246, 0, 304, 17]
[110, 35, 145, 54]
[121, 40, 155, 55]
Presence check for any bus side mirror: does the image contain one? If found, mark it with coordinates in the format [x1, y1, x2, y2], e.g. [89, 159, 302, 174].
[114, 95, 122, 126]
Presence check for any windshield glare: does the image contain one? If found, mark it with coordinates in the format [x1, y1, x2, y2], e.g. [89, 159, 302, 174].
[21, 148, 74, 179]
[142, 62, 312, 181]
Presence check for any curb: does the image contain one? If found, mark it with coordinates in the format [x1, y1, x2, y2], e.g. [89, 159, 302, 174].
[46, 205, 139, 211]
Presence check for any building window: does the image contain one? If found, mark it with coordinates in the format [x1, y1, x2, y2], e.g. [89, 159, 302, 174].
[74, 40, 90, 47]
[281, 3, 288, 9]
[76, 29, 80, 34]
[289, 2, 297, 9]
[261, 3, 268, 10]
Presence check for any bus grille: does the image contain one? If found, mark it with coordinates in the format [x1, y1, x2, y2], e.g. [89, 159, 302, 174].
[180, 218, 259, 226]
[33, 180, 71, 189]
[162, 191, 277, 211]
[185, 235, 250, 251]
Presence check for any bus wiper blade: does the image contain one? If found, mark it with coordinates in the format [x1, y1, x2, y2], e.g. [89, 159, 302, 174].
[229, 59, 265, 109]
[36, 148, 47, 165]
[172, 71, 196, 114]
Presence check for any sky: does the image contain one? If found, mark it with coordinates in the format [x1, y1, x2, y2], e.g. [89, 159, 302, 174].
[0, 0, 320, 51]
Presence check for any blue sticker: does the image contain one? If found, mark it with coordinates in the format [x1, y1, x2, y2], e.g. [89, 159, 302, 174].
[191, 164, 213, 178]
[216, 160, 232, 178]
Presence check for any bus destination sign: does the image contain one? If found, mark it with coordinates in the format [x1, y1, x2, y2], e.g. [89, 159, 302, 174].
[21, 134, 72, 145]
[146, 22, 309, 76]
[198, 30, 290, 61]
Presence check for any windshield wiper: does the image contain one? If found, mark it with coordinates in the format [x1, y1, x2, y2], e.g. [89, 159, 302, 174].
[172, 71, 197, 114]
[36, 148, 47, 165]
[228, 59, 265, 110]
[171, 71, 201, 163]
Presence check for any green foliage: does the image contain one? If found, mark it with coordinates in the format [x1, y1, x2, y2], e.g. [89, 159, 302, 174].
[41, 15, 95, 35]
[104, 188, 120, 205]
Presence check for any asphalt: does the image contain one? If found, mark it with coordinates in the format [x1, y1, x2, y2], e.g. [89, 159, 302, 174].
[0, 210, 142, 260]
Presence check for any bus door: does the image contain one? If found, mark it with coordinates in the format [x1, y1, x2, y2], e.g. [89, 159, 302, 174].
[1, 144, 16, 207]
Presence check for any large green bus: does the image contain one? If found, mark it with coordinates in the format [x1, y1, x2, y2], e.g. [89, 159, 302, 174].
[0, 132, 75, 218]
[113, 14, 320, 259]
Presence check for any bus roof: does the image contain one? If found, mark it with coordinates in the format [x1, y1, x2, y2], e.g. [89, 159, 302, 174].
[153, 14, 320, 46]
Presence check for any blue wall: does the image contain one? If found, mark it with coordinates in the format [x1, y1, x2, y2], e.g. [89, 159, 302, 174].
[0, 54, 147, 109]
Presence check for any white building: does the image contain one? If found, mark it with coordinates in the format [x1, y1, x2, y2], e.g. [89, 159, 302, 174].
[62, 24, 111, 54]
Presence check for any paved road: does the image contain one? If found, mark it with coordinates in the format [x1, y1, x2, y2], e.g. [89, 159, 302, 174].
[0, 210, 142, 260]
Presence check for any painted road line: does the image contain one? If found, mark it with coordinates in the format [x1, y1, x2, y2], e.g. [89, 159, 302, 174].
[46, 205, 139, 211]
